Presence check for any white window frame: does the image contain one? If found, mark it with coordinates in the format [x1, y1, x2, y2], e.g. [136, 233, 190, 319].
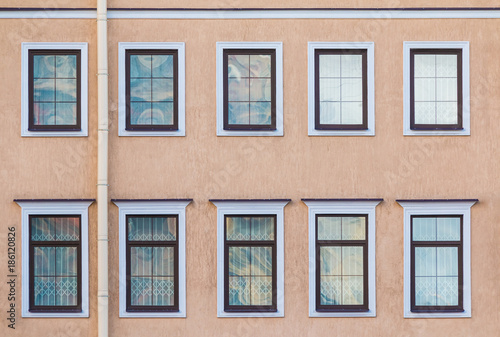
[118, 42, 186, 137]
[15, 199, 93, 317]
[302, 199, 381, 317]
[403, 41, 470, 136]
[307, 42, 375, 136]
[210, 199, 289, 317]
[21, 42, 88, 137]
[216, 42, 284, 136]
[112, 199, 191, 318]
[397, 199, 477, 318]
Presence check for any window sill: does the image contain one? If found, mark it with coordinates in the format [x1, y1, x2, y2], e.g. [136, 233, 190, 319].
[118, 129, 185, 137]
[309, 309, 376, 318]
[217, 129, 283, 137]
[404, 310, 471, 319]
[21, 130, 88, 137]
[403, 128, 470, 136]
[119, 310, 186, 318]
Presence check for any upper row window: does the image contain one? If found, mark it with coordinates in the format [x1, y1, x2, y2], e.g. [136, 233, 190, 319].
[22, 41, 469, 137]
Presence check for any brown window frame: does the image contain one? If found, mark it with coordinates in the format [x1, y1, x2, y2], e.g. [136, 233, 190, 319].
[410, 215, 464, 313]
[223, 49, 277, 131]
[125, 215, 179, 312]
[315, 214, 369, 312]
[29, 215, 82, 313]
[125, 49, 179, 131]
[223, 215, 277, 312]
[28, 50, 82, 132]
[410, 49, 463, 131]
[314, 49, 368, 130]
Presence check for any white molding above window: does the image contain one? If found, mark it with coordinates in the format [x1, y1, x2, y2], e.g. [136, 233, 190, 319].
[397, 199, 477, 318]
[307, 42, 375, 136]
[403, 41, 470, 136]
[216, 42, 283, 136]
[118, 42, 186, 137]
[302, 199, 382, 317]
[15, 199, 93, 318]
[21, 42, 88, 137]
[210, 199, 290, 317]
[112, 199, 191, 318]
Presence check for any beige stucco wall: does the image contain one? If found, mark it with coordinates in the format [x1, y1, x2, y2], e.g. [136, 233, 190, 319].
[0, 12, 499, 337]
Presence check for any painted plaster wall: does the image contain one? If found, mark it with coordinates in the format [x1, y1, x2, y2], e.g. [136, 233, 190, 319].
[0, 13, 499, 337]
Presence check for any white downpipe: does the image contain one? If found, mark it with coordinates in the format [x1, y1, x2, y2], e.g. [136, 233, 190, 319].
[97, 0, 108, 336]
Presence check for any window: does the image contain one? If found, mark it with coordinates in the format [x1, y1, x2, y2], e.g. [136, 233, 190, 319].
[112, 199, 191, 318]
[21, 43, 88, 137]
[308, 42, 375, 136]
[403, 42, 470, 136]
[397, 199, 477, 318]
[303, 199, 381, 317]
[118, 43, 185, 136]
[216, 42, 283, 136]
[210, 199, 290, 317]
[15, 199, 93, 317]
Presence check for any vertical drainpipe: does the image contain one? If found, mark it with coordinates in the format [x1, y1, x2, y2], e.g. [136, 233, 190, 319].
[97, 0, 109, 336]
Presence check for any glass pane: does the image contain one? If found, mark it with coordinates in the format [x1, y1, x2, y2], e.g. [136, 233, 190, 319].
[226, 217, 251, 241]
[228, 247, 250, 276]
[319, 54, 340, 78]
[342, 276, 364, 305]
[228, 55, 249, 78]
[55, 277, 78, 306]
[342, 246, 364, 276]
[251, 217, 274, 241]
[320, 78, 341, 101]
[56, 103, 77, 125]
[249, 102, 272, 125]
[33, 55, 55, 78]
[152, 217, 177, 241]
[128, 217, 152, 241]
[437, 217, 461, 241]
[318, 216, 341, 240]
[34, 78, 55, 102]
[151, 102, 174, 125]
[228, 78, 250, 101]
[320, 246, 341, 275]
[250, 276, 272, 305]
[414, 78, 436, 101]
[130, 247, 152, 276]
[437, 247, 458, 276]
[130, 102, 151, 125]
[320, 276, 341, 305]
[152, 276, 174, 306]
[32, 217, 55, 241]
[249, 78, 271, 101]
[131, 277, 152, 305]
[130, 78, 151, 101]
[152, 54, 174, 77]
[341, 54, 363, 77]
[228, 102, 249, 124]
[319, 102, 341, 124]
[436, 78, 457, 101]
[250, 54, 271, 78]
[34, 247, 55, 276]
[152, 79, 173, 102]
[413, 217, 437, 241]
[55, 247, 77, 276]
[342, 216, 366, 240]
[34, 276, 56, 306]
[414, 54, 435, 77]
[341, 78, 362, 101]
[436, 54, 457, 77]
[415, 247, 437, 277]
[130, 55, 152, 78]
[436, 102, 458, 124]
[33, 103, 55, 125]
[229, 276, 250, 305]
[415, 276, 437, 306]
[32, 217, 80, 241]
[414, 102, 436, 124]
[152, 246, 175, 276]
[341, 102, 363, 124]
[55, 55, 77, 78]
[437, 277, 459, 306]
[251, 247, 272, 276]
[56, 78, 78, 100]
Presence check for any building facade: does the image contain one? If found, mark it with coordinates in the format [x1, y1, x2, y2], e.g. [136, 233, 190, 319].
[1, 1, 499, 336]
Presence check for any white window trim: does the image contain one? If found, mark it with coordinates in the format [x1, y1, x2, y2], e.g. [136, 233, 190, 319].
[21, 42, 88, 137]
[16, 200, 93, 318]
[307, 42, 375, 136]
[403, 41, 470, 136]
[112, 200, 191, 318]
[302, 199, 381, 317]
[210, 199, 289, 317]
[216, 42, 284, 136]
[118, 42, 186, 137]
[397, 200, 477, 318]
